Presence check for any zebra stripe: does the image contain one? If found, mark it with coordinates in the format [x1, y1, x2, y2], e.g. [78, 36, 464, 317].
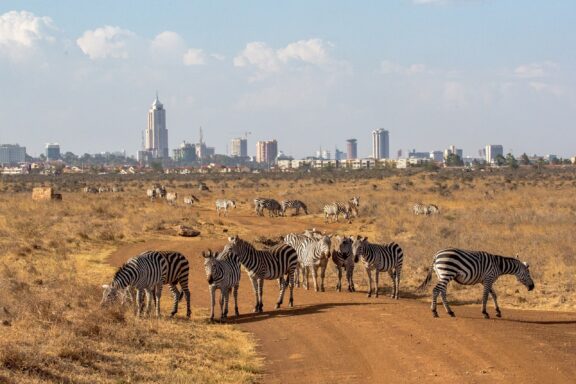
[203, 249, 241, 321]
[331, 235, 358, 292]
[351, 236, 404, 299]
[283, 233, 314, 288]
[101, 252, 167, 317]
[418, 248, 535, 318]
[299, 235, 331, 292]
[152, 251, 191, 318]
[215, 199, 236, 216]
[223, 235, 298, 313]
[281, 200, 308, 216]
[254, 198, 282, 217]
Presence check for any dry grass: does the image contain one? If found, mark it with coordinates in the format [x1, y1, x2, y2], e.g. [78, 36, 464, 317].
[1, 168, 575, 382]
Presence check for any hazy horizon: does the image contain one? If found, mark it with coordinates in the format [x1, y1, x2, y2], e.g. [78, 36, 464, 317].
[1, 1, 575, 158]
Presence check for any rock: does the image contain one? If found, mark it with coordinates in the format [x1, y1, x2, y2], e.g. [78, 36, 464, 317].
[175, 225, 200, 237]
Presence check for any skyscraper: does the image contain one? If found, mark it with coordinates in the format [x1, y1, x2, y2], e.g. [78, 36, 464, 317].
[0, 144, 26, 165]
[231, 137, 248, 157]
[45, 143, 60, 161]
[485, 145, 504, 164]
[346, 139, 357, 160]
[145, 93, 169, 159]
[256, 140, 278, 164]
[372, 128, 389, 159]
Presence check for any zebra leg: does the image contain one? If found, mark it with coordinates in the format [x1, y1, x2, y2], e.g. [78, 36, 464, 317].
[258, 278, 264, 312]
[222, 289, 230, 321]
[481, 282, 493, 319]
[375, 270, 380, 298]
[295, 264, 300, 288]
[394, 267, 402, 300]
[144, 289, 152, 316]
[288, 270, 295, 307]
[169, 284, 179, 317]
[320, 260, 327, 292]
[209, 285, 216, 321]
[439, 280, 454, 317]
[311, 266, 319, 292]
[366, 268, 373, 298]
[275, 277, 287, 309]
[303, 266, 309, 290]
[233, 284, 240, 316]
[348, 266, 355, 292]
[388, 270, 396, 299]
[155, 284, 163, 318]
[336, 266, 342, 292]
[250, 277, 260, 313]
[136, 289, 144, 317]
[181, 282, 191, 318]
[490, 288, 501, 318]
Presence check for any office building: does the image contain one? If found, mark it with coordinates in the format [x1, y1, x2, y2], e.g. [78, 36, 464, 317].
[45, 143, 60, 161]
[485, 145, 504, 164]
[0, 144, 26, 165]
[145, 93, 169, 159]
[346, 139, 358, 160]
[256, 140, 278, 164]
[444, 145, 463, 159]
[372, 129, 389, 159]
[231, 137, 248, 157]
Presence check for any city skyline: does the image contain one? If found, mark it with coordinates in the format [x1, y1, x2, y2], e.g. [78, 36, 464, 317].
[1, 1, 575, 158]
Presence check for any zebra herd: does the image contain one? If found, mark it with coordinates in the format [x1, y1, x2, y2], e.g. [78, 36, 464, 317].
[102, 229, 535, 321]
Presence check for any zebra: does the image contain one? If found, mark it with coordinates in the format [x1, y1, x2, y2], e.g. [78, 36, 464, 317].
[349, 196, 360, 217]
[83, 186, 98, 193]
[427, 204, 439, 214]
[323, 202, 352, 223]
[283, 233, 312, 288]
[146, 188, 157, 200]
[351, 236, 404, 299]
[166, 192, 178, 205]
[215, 199, 236, 216]
[183, 195, 199, 206]
[254, 198, 282, 217]
[412, 203, 428, 215]
[281, 200, 308, 216]
[418, 248, 535, 319]
[101, 251, 167, 317]
[222, 235, 298, 313]
[154, 185, 167, 198]
[299, 235, 332, 292]
[202, 249, 241, 321]
[331, 235, 358, 292]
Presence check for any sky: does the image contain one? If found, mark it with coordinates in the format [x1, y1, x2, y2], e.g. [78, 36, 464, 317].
[0, 0, 575, 158]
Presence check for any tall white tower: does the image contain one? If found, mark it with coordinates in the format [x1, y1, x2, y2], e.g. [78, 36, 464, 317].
[145, 93, 169, 159]
[372, 128, 389, 159]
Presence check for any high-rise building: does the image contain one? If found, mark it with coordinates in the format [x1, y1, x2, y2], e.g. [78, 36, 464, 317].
[173, 141, 197, 163]
[346, 139, 357, 160]
[444, 145, 463, 159]
[145, 93, 169, 159]
[45, 143, 60, 161]
[231, 137, 248, 157]
[256, 140, 278, 164]
[372, 128, 389, 159]
[0, 144, 26, 165]
[334, 148, 346, 161]
[485, 145, 504, 164]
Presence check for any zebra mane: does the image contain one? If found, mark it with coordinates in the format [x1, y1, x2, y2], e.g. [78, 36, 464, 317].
[111, 259, 134, 287]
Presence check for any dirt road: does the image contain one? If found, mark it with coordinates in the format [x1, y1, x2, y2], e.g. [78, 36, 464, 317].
[107, 215, 576, 384]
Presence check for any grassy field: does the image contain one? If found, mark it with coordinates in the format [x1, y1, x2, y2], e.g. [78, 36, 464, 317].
[0, 167, 575, 382]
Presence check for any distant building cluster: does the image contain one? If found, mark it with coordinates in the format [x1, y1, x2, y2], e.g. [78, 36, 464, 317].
[0, 144, 26, 165]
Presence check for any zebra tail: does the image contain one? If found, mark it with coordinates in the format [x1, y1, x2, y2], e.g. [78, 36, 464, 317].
[417, 267, 433, 292]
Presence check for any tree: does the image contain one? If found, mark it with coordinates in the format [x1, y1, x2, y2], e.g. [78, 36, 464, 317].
[150, 161, 164, 173]
[520, 153, 530, 166]
[506, 153, 519, 169]
[445, 153, 464, 167]
[495, 154, 506, 166]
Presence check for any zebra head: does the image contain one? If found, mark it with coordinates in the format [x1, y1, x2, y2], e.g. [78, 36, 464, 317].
[100, 284, 126, 307]
[202, 249, 220, 285]
[229, 200, 237, 208]
[515, 257, 535, 291]
[351, 236, 368, 260]
[338, 236, 356, 262]
[318, 235, 332, 258]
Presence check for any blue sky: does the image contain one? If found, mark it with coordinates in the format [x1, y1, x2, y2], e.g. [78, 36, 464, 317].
[1, 0, 575, 158]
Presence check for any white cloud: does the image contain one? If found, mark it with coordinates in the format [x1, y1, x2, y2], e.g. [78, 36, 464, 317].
[233, 38, 336, 74]
[0, 10, 57, 60]
[76, 25, 135, 59]
[150, 31, 186, 57]
[183, 48, 206, 65]
[443, 81, 467, 108]
[379, 60, 431, 75]
[514, 61, 557, 79]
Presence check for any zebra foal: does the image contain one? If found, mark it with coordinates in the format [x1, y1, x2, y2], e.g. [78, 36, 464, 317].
[418, 248, 535, 319]
[202, 249, 241, 321]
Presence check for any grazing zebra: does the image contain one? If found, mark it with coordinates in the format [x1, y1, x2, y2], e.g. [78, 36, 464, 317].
[83, 186, 98, 193]
[351, 236, 404, 299]
[223, 235, 298, 313]
[254, 198, 282, 217]
[418, 248, 535, 319]
[146, 188, 156, 200]
[427, 204, 439, 214]
[300, 235, 332, 292]
[202, 249, 241, 321]
[98, 186, 110, 193]
[281, 200, 308, 216]
[166, 192, 178, 205]
[413, 203, 439, 215]
[183, 195, 200, 206]
[101, 252, 167, 317]
[331, 235, 358, 292]
[215, 199, 236, 216]
[323, 202, 351, 223]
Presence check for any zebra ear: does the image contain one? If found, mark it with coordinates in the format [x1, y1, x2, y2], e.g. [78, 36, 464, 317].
[362, 236, 368, 242]
[102, 284, 110, 289]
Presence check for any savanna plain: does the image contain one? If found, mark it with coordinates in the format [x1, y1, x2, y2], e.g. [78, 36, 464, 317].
[0, 168, 575, 384]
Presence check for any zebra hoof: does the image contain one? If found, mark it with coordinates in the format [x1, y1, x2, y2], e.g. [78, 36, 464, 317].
[432, 311, 439, 318]
[496, 312, 502, 318]
[275, 304, 281, 310]
[321, 287, 325, 292]
[448, 311, 456, 317]
[366, 293, 371, 298]
[186, 312, 191, 318]
[482, 312, 490, 319]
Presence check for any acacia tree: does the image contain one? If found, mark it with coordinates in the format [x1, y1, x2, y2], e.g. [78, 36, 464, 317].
[506, 153, 519, 169]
